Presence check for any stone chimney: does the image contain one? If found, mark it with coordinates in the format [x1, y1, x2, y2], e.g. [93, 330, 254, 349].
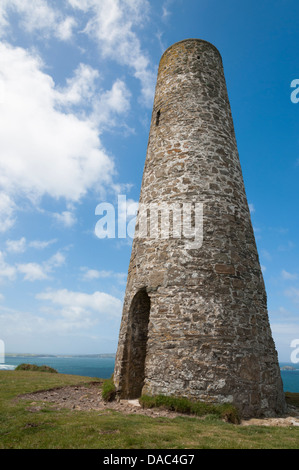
[113, 39, 286, 418]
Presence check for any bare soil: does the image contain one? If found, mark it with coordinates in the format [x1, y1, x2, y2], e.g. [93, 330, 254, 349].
[18, 382, 299, 426]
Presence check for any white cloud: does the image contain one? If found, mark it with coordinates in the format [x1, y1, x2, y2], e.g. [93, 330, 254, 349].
[0, 0, 76, 40]
[56, 16, 77, 41]
[68, 0, 156, 106]
[15, 251, 66, 282]
[261, 249, 272, 261]
[271, 321, 299, 358]
[82, 269, 103, 280]
[46, 252, 66, 269]
[0, 252, 17, 281]
[5, 237, 57, 253]
[0, 42, 116, 219]
[36, 288, 122, 320]
[91, 79, 131, 127]
[285, 287, 299, 303]
[1, 0, 156, 104]
[248, 203, 255, 214]
[28, 239, 57, 250]
[0, 305, 98, 340]
[81, 268, 127, 283]
[0, 193, 16, 232]
[282, 270, 298, 281]
[17, 262, 49, 282]
[6, 237, 26, 253]
[278, 241, 295, 252]
[53, 211, 77, 228]
[0, 249, 65, 283]
[57, 63, 100, 107]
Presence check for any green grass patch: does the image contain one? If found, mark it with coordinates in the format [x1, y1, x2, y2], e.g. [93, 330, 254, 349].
[101, 375, 116, 402]
[15, 364, 58, 373]
[139, 394, 240, 424]
[285, 392, 299, 408]
[0, 371, 299, 449]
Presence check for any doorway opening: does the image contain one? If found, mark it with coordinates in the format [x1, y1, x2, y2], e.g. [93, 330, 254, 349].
[122, 289, 150, 398]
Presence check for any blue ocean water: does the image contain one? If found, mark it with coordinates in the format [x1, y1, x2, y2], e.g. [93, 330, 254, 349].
[279, 363, 299, 393]
[0, 355, 115, 379]
[1, 357, 299, 393]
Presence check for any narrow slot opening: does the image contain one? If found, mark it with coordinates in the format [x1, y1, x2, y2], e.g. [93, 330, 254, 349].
[156, 110, 161, 126]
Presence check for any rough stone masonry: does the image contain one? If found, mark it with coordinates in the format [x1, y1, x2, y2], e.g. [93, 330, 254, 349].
[113, 39, 286, 418]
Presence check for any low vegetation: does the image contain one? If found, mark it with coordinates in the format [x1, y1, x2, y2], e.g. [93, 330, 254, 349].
[286, 392, 299, 408]
[15, 363, 58, 373]
[139, 394, 240, 424]
[0, 370, 298, 449]
[101, 375, 116, 402]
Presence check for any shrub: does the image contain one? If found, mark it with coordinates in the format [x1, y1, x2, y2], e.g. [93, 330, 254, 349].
[139, 394, 240, 424]
[102, 375, 116, 402]
[14, 363, 58, 373]
[285, 392, 299, 409]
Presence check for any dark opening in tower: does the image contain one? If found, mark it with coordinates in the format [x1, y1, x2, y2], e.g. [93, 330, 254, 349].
[156, 109, 161, 126]
[121, 289, 150, 398]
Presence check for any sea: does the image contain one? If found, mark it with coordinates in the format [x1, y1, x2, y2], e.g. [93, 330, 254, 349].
[0, 355, 115, 380]
[0, 357, 299, 393]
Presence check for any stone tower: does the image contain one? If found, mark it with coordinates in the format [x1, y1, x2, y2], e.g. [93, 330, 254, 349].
[113, 39, 286, 418]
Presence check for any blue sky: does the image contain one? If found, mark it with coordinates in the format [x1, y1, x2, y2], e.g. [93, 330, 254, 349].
[0, 0, 298, 360]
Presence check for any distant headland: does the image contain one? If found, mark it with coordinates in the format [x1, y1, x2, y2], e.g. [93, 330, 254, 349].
[5, 353, 116, 358]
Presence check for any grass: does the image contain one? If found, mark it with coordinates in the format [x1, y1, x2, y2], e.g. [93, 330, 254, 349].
[15, 363, 58, 373]
[286, 392, 299, 408]
[0, 370, 299, 449]
[139, 394, 240, 424]
[101, 375, 116, 402]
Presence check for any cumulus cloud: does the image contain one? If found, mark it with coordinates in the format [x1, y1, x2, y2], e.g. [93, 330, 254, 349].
[0, 305, 98, 340]
[82, 269, 103, 281]
[46, 252, 66, 269]
[6, 237, 27, 254]
[0, 252, 17, 282]
[0, 42, 114, 201]
[28, 239, 57, 250]
[0, 1, 155, 232]
[57, 63, 100, 107]
[0, 249, 66, 283]
[5, 237, 57, 252]
[68, 0, 155, 106]
[285, 287, 299, 303]
[0, 42, 126, 231]
[53, 211, 77, 228]
[0, 193, 16, 233]
[16, 262, 49, 282]
[0, 0, 76, 40]
[282, 270, 298, 281]
[0, 0, 155, 105]
[81, 267, 127, 283]
[91, 79, 131, 128]
[36, 288, 122, 320]
[16, 251, 66, 282]
[248, 203, 255, 214]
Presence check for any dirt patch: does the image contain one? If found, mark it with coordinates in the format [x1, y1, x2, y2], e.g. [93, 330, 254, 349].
[18, 382, 187, 419]
[241, 411, 299, 427]
[18, 383, 299, 426]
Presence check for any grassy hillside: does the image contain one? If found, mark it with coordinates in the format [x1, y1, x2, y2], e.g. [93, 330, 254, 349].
[0, 370, 299, 449]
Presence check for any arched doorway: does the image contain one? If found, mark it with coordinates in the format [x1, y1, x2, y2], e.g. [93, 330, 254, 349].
[122, 289, 150, 398]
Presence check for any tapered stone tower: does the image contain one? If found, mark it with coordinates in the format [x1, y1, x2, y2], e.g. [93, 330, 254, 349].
[113, 39, 286, 418]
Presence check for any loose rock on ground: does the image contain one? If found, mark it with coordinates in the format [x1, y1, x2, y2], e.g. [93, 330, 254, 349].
[18, 382, 299, 426]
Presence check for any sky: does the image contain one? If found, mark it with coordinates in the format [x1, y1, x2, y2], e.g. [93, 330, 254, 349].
[0, 0, 298, 361]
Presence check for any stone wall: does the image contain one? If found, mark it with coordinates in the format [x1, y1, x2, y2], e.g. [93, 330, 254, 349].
[113, 39, 286, 418]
